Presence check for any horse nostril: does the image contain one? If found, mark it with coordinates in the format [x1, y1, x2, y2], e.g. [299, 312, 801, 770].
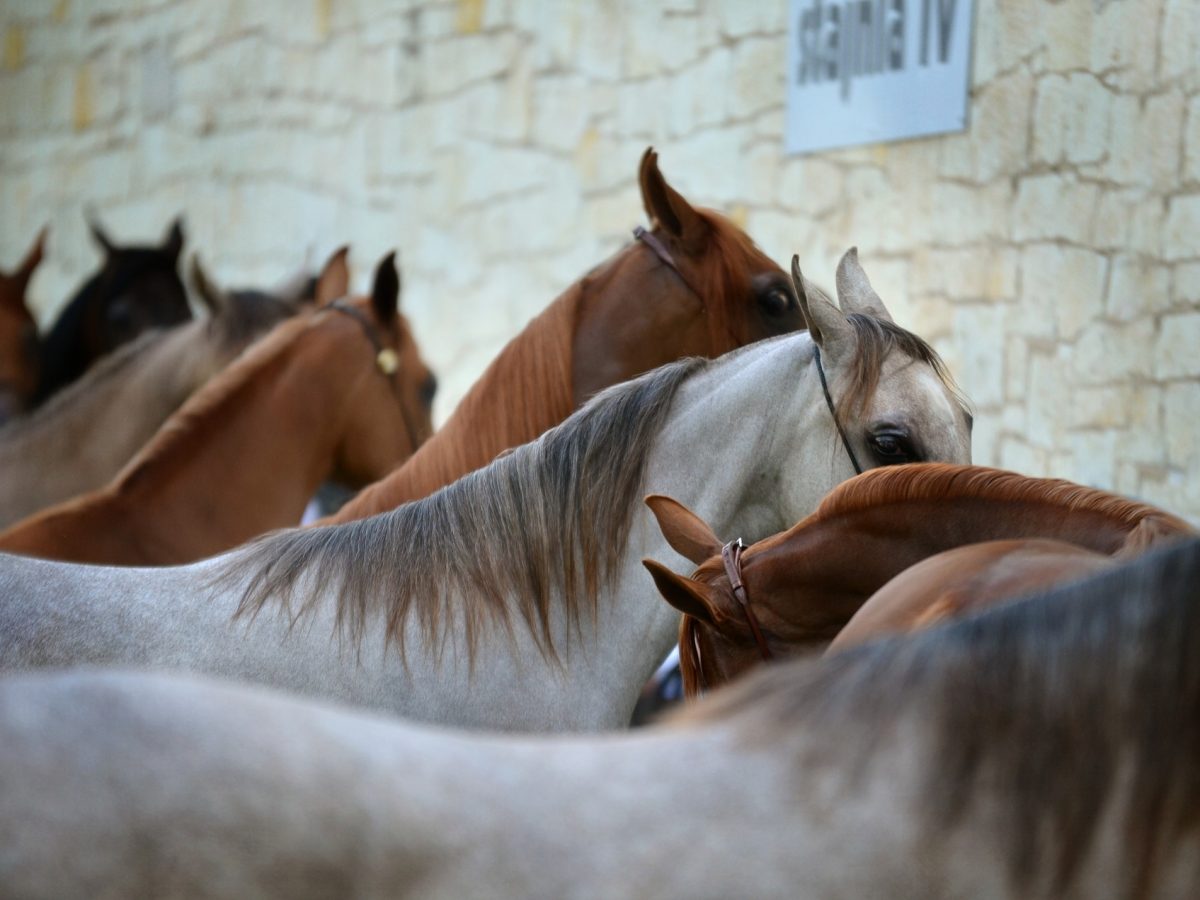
[421, 373, 438, 408]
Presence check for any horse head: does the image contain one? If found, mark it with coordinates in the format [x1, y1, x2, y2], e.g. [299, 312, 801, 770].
[569, 148, 806, 405]
[83, 214, 191, 351]
[318, 251, 437, 487]
[642, 247, 973, 694]
[0, 228, 46, 422]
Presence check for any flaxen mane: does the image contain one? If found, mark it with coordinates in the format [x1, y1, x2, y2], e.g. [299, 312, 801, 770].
[225, 357, 707, 659]
[677, 536, 1200, 898]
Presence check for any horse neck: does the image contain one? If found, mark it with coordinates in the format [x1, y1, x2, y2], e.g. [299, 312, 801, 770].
[785, 494, 1164, 605]
[328, 286, 579, 522]
[109, 320, 365, 552]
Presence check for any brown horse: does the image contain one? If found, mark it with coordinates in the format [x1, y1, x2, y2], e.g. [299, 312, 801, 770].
[0, 228, 46, 423]
[33, 215, 192, 404]
[325, 148, 804, 523]
[0, 253, 434, 566]
[0, 251, 340, 529]
[643, 463, 1195, 695]
[826, 538, 1116, 653]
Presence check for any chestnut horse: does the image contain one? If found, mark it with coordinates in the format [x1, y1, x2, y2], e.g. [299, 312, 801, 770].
[644, 463, 1194, 695]
[0, 251, 338, 529]
[326, 148, 805, 523]
[0, 250, 972, 730]
[0, 253, 433, 566]
[0, 228, 46, 423]
[2, 538, 1196, 898]
[827, 538, 1116, 652]
[33, 215, 192, 404]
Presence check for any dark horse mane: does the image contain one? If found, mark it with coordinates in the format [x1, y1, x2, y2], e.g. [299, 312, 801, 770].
[35, 247, 188, 403]
[680, 536, 1200, 898]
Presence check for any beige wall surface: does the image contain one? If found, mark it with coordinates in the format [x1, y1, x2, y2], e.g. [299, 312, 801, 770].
[1, 0, 1197, 521]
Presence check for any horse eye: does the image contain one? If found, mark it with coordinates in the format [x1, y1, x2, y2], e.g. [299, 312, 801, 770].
[870, 432, 914, 464]
[758, 287, 793, 317]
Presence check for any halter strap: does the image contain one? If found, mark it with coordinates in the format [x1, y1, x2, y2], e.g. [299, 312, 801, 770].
[721, 538, 772, 662]
[327, 301, 400, 377]
[814, 345, 863, 475]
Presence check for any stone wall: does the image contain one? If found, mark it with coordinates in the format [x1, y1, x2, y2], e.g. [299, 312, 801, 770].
[1, 0, 1197, 521]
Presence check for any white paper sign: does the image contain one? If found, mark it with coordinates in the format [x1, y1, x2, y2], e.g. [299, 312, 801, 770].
[785, 0, 975, 154]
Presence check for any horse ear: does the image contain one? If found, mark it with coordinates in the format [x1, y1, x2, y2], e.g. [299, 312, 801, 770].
[188, 254, 225, 315]
[161, 217, 185, 261]
[638, 147, 709, 257]
[792, 255, 854, 363]
[86, 212, 116, 256]
[370, 251, 400, 324]
[835, 247, 893, 323]
[645, 494, 723, 565]
[643, 559, 722, 625]
[314, 246, 350, 307]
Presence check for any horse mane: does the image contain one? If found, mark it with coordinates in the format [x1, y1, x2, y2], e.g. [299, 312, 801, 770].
[690, 208, 782, 350]
[223, 357, 707, 660]
[113, 312, 316, 493]
[806, 464, 1194, 545]
[677, 535, 1200, 898]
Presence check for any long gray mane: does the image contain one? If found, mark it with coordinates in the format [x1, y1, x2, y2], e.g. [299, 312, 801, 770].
[680, 536, 1200, 897]
[225, 357, 708, 660]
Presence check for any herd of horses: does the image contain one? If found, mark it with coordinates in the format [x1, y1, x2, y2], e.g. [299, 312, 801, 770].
[0, 149, 1196, 897]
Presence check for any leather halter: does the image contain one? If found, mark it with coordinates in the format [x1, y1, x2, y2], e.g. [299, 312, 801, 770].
[327, 301, 400, 378]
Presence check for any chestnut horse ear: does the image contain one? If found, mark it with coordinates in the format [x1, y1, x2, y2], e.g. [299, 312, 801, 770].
[161, 217, 185, 262]
[792, 255, 854, 364]
[188, 254, 225, 316]
[370, 251, 400, 324]
[86, 212, 116, 256]
[638, 147, 709, 257]
[314, 245, 351, 307]
[643, 559, 722, 625]
[835, 247, 893, 323]
[645, 494, 723, 565]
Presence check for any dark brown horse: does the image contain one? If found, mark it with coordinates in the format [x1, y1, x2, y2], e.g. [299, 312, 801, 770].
[644, 464, 1194, 695]
[0, 228, 46, 423]
[33, 215, 191, 404]
[326, 148, 805, 523]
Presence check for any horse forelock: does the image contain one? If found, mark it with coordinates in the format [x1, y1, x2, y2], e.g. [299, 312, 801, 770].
[690, 209, 781, 350]
[834, 313, 968, 424]
[222, 357, 707, 661]
[806, 464, 1194, 545]
[674, 536, 1200, 897]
